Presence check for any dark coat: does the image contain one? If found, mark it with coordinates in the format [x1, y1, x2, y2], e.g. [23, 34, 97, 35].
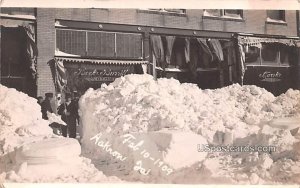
[41, 99, 53, 120]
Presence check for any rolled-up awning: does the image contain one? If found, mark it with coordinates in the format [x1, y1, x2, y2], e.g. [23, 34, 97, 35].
[54, 57, 148, 65]
[238, 36, 300, 47]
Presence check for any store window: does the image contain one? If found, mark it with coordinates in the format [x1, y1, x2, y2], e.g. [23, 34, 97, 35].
[56, 29, 143, 59]
[245, 46, 260, 65]
[204, 9, 243, 19]
[267, 10, 285, 21]
[261, 43, 278, 65]
[245, 43, 291, 66]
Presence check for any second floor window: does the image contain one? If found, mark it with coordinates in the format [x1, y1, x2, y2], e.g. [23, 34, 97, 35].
[204, 9, 243, 19]
[267, 10, 285, 22]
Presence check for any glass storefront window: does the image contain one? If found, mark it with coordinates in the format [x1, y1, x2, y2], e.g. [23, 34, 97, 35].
[245, 46, 260, 65]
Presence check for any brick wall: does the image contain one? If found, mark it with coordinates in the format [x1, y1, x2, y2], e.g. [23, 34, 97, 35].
[52, 8, 298, 37]
[36, 8, 56, 97]
[35, 8, 298, 96]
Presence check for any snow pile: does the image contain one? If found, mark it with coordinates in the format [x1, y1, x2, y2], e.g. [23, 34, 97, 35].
[79, 74, 300, 184]
[0, 84, 122, 183]
[79, 74, 281, 143]
[0, 85, 53, 155]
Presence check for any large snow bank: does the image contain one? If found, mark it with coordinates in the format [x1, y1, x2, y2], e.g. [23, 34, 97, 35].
[0, 84, 122, 183]
[79, 74, 300, 184]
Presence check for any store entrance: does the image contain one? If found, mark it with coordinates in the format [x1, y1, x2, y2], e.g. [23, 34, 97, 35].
[1, 26, 36, 97]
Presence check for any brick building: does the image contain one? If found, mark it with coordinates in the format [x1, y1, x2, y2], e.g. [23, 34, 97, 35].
[1, 8, 300, 98]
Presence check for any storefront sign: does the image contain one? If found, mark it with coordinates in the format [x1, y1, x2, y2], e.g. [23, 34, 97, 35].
[259, 71, 282, 82]
[74, 68, 129, 82]
[244, 66, 292, 96]
[64, 64, 135, 93]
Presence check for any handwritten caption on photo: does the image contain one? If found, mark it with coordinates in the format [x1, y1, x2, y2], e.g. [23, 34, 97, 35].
[90, 132, 174, 176]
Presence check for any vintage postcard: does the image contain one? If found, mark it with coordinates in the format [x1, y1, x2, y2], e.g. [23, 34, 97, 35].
[0, 0, 300, 187]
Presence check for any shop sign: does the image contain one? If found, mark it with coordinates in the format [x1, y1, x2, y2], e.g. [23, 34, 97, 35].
[74, 68, 130, 82]
[259, 71, 282, 82]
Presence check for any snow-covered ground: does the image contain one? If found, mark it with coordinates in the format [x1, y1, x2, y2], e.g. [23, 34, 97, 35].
[1, 74, 300, 184]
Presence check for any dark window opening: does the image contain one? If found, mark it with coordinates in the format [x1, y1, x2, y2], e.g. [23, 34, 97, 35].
[168, 37, 188, 69]
[261, 43, 278, 64]
[267, 10, 285, 21]
[224, 9, 243, 18]
[245, 46, 260, 65]
[204, 9, 243, 18]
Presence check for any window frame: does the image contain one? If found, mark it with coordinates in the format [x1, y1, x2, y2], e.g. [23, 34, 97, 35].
[245, 43, 290, 67]
[137, 9, 186, 16]
[203, 9, 244, 20]
[266, 10, 286, 22]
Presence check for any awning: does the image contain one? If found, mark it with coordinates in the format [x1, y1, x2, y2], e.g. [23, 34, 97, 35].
[54, 57, 148, 65]
[238, 36, 300, 47]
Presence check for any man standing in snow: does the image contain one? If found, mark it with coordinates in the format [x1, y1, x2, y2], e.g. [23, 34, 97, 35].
[41, 93, 54, 120]
[68, 91, 80, 138]
[58, 93, 73, 137]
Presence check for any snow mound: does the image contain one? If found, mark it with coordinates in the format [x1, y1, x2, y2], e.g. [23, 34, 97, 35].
[79, 74, 300, 184]
[79, 74, 280, 144]
[0, 84, 122, 183]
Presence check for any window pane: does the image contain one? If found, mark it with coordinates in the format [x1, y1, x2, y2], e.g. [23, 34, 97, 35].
[56, 29, 86, 56]
[145, 9, 186, 14]
[279, 45, 290, 65]
[224, 9, 242, 18]
[87, 31, 115, 57]
[204, 9, 221, 17]
[116, 33, 143, 59]
[261, 43, 279, 65]
[267, 10, 285, 21]
[164, 9, 186, 14]
[245, 46, 260, 65]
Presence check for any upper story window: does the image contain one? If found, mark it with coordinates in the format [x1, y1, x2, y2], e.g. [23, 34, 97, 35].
[0, 8, 35, 20]
[203, 9, 243, 19]
[138, 9, 186, 15]
[266, 10, 285, 22]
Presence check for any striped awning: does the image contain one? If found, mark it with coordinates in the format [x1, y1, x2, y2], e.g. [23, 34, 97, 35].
[238, 36, 300, 47]
[55, 57, 148, 65]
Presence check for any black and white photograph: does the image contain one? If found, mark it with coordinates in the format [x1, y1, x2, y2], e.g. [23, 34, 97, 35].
[0, 0, 300, 185]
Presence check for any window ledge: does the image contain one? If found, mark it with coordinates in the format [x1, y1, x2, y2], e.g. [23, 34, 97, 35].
[265, 20, 287, 26]
[202, 15, 245, 22]
[137, 9, 187, 17]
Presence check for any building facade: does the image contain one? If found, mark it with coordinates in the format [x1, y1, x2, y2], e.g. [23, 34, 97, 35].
[1, 8, 300, 98]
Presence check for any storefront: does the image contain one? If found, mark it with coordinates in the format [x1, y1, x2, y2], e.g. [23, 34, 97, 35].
[51, 20, 148, 96]
[52, 57, 147, 95]
[0, 8, 38, 97]
[236, 34, 300, 96]
[148, 29, 235, 89]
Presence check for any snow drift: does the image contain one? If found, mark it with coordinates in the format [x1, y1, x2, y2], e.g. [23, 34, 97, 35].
[0, 85, 122, 183]
[79, 74, 300, 184]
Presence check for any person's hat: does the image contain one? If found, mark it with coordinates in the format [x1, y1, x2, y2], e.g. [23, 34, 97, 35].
[45, 93, 54, 98]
